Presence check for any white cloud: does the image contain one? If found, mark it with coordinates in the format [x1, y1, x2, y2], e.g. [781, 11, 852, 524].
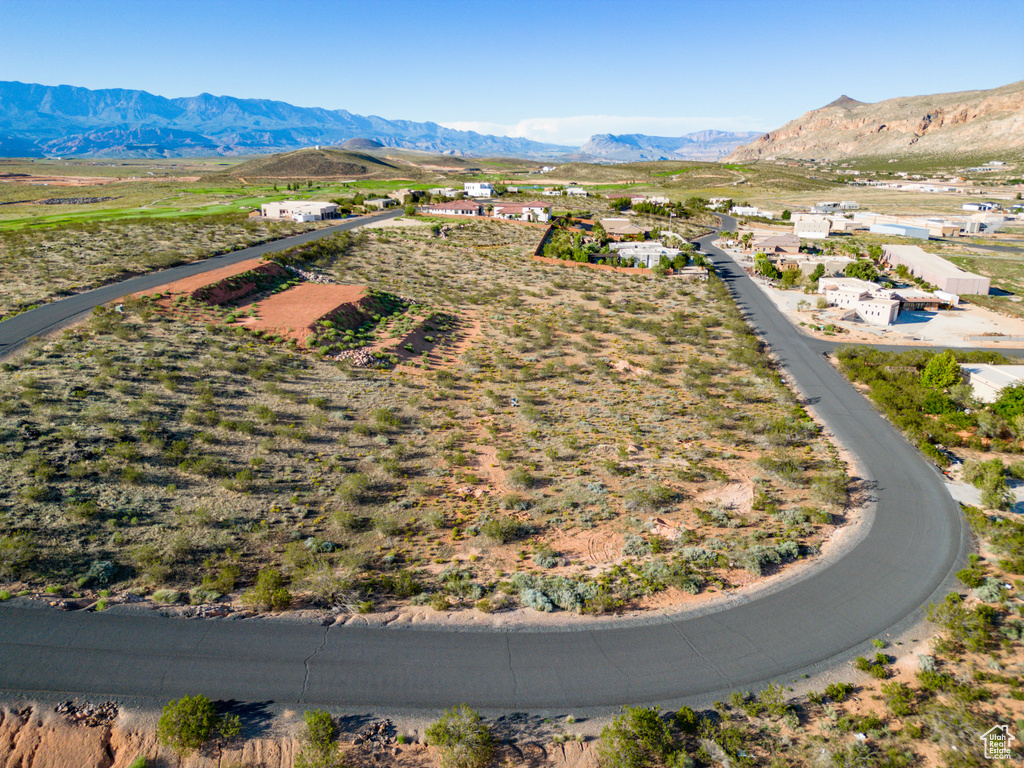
[440, 115, 765, 146]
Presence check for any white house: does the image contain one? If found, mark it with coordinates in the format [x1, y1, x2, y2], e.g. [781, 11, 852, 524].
[491, 202, 551, 222]
[464, 182, 494, 198]
[565, 186, 588, 197]
[731, 205, 761, 216]
[260, 200, 340, 222]
[820, 277, 900, 326]
[609, 241, 681, 269]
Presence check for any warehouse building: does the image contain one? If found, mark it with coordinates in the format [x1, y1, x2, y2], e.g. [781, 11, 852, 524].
[882, 245, 991, 295]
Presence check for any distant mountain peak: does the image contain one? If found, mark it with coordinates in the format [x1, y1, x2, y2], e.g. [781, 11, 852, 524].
[579, 130, 763, 163]
[725, 79, 1024, 163]
[823, 95, 867, 109]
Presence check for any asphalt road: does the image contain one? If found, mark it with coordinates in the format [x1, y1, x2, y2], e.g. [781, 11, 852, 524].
[0, 209, 403, 358]
[0, 213, 970, 713]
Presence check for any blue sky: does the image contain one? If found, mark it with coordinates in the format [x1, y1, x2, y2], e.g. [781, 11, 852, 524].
[2, 0, 1021, 146]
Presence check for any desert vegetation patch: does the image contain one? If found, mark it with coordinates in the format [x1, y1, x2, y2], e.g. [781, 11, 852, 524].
[0, 220, 852, 617]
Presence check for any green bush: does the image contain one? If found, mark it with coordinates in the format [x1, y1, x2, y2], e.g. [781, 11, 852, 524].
[296, 709, 339, 768]
[881, 681, 916, 717]
[425, 704, 494, 768]
[597, 706, 682, 768]
[157, 695, 218, 756]
[0, 535, 34, 579]
[824, 682, 854, 702]
[242, 568, 291, 611]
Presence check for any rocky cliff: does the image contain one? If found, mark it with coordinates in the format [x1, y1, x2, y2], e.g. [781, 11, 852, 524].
[725, 80, 1024, 162]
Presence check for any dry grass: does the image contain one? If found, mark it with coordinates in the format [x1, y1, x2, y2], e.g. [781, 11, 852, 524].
[0, 215, 318, 319]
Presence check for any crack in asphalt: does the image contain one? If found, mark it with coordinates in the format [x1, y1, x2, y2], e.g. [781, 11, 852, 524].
[590, 630, 633, 703]
[504, 635, 518, 709]
[671, 620, 731, 691]
[713, 616, 780, 670]
[299, 622, 332, 703]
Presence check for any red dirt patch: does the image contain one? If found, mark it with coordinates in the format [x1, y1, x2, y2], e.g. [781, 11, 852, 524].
[240, 283, 371, 345]
[133, 257, 268, 299]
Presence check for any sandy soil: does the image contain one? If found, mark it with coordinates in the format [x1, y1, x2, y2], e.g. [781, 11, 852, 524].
[240, 283, 369, 344]
[133, 257, 267, 300]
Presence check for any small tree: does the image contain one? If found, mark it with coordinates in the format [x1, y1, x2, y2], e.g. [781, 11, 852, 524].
[754, 253, 781, 279]
[844, 259, 878, 282]
[404, 204, 416, 216]
[781, 209, 791, 220]
[296, 709, 339, 768]
[993, 382, 1024, 421]
[921, 350, 962, 390]
[425, 704, 494, 768]
[157, 695, 218, 756]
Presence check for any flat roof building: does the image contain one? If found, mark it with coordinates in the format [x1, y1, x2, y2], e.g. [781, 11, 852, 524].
[882, 245, 991, 295]
[960, 364, 1024, 403]
[260, 200, 340, 222]
[869, 223, 930, 240]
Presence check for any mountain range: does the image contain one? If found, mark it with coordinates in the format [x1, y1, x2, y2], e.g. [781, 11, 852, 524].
[725, 80, 1024, 162]
[577, 130, 763, 162]
[0, 80, 760, 162]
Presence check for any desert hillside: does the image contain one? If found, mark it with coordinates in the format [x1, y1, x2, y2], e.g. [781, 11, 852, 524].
[725, 80, 1024, 162]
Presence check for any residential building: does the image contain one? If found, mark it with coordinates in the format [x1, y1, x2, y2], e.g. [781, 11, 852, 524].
[565, 186, 588, 197]
[491, 202, 551, 222]
[731, 205, 762, 217]
[609, 241, 681, 269]
[260, 200, 340, 222]
[387, 188, 416, 203]
[364, 198, 396, 210]
[820, 277, 900, 326]
[464, 182, 494, 198]
[960, 365, 1024, 403]
[752, 233, 800, 255]
[882, 245, 991, 295]
[424, 200, 483, 217]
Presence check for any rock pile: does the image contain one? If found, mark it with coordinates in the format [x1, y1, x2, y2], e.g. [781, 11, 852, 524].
[333, 349, 393, 369]
[284, 265, 337, 285]
[187, 603, 232, 618]
[55, 700, 118, 727]
[352, 719, 398, 750]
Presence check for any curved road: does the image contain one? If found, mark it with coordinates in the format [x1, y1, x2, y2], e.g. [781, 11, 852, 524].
[0, 214, 970, 712]
[0, 209, 403, 357]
